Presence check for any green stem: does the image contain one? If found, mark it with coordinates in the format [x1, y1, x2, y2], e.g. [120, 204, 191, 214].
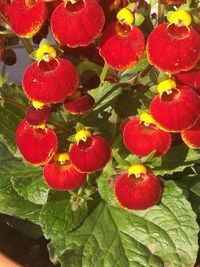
[158, 2, 164, 24]
[0, 31, 15, 38]
[21, 38, 34, 55]
[112, 149, 129, 166]
[100, 63, 109, 84]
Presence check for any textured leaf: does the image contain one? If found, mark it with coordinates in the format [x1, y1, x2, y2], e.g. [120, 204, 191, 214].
[0, 158, 41, 223]
[152, 144, 200, 175]
[10, 162, 49, 205]
[60, 181, 198, 267]
[0, 84, 27, 154]
[0, 184, 41, 223]
[40, 191, 88, 253]
[0, 106, 22, 154]
[0, 144, 43, 222]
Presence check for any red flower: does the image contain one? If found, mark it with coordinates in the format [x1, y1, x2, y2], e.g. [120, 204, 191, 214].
[8, 0, 47, 38]
[22, 58, 79, 104]
[64, 92, 95, 115]
[175, 65, 200, 94]
[16, 119, 57, 165]
[69, 130, 112, 173]
[99, 21, 144, 70]
[123, 113, 171, 157]
[150, 80, 200, 132]
[25, 101, 51, 126]
[181, 116, 200, 149]
[51, 0, 105, 47]
[159, 0, 185, 5]
[114, 164, 161, 210]
[147, 12, 200, 74]
[44, 153, 87, 190]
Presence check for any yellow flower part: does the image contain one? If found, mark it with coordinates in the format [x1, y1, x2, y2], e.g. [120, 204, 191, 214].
[117, 8, 134, 26]
[157, 79, 177, 95]
[140, 113, 155, 125]
[168, 10, 192, 27]
[37, 123, 46, 130]
[128, 164, 147, 176]
[55, 152, 70, 162]
[36, 44, 57, 61]
[32, 100, 45, 109]
[75, 129, 92, 143]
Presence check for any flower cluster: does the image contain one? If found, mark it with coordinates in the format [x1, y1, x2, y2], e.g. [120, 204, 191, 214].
[1, 0, 200, 211]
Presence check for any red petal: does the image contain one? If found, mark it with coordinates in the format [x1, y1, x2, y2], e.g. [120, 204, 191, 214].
[99, 22, 145, 70]
[160, 0, 185, 4]
[175, 66, 200, 94]
[69, 135, 112, 173]
[64, 93, 95, 114]
[16, 119, 58, 165]
[22, 58, 79, 104]
[123, 117, 171, 157]
[8, 0, 47, 38]
[114, 171, 161, 210]
[51, 0, 105, 47]
[150, 86, 200, 132]
[44, 162, 87, 190]
[181, 116, 200, 149]
[25, 105, 51, 125]
[147, 23, 200, 74]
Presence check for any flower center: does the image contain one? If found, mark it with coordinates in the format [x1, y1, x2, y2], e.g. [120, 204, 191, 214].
[36, 44, 57, 62]
[157, 79, 177, 95]
[128, 164, 147, 178]
[38, 59, 59, 72]
[140, 113, 156, 127]
[168, 10, 192, 27]
[75, 129, 92, 143]
[32, 101, 45, 110]
[64, 0, 85, 12]
[117, 8, 134, 27]
[54, 152, 70, 165]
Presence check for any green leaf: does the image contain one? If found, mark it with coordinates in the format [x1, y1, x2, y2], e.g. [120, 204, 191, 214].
[0, 160, 41, 223]
[176, 172, 200, 216]
[76, 60, 102, 76]
[191, 182, 200, 197]
[0, 144, 43, 222]
[59, 181, 198, 267]
[134, 13, 145, 27]
[127, 3, 136, 11]
[0, 83, 28, 107]
[81, 82, 122, 124]
[0, 183, 41, 223]
[152, 144, 200, 175]
[40, 191, 88, 253]
[10, 162, 49, 205]
[0, 84, 27, 154]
